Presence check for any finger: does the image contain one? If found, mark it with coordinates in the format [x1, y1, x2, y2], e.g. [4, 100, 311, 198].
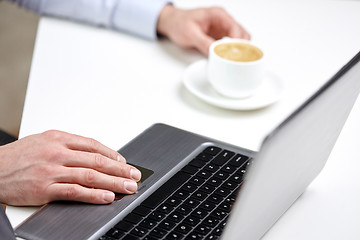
[229, 24, 251, 40]
[58, 167, 139, 194]
[62, 150, 141, 181]
[63, 133, 125, 163]
[210, 7, 251, 40]
[47, 183, 116, 204]
[191, 25, 215, 56]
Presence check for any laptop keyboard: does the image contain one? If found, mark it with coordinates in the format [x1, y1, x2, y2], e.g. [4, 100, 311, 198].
[100, 146, 250, 240]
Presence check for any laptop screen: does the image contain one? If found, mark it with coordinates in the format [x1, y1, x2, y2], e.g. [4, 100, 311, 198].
[222, 51, 360, 240]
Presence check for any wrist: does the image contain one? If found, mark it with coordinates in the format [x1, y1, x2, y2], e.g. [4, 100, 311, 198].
[157, 4, 177, 37]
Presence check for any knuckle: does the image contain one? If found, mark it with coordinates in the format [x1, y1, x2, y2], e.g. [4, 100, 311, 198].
[89, 190, 99, 202]
[42, 130, 63, 140]
[111, 178, 119, 191]
[37, 144, 63, 163]
[85, 169, 97, 185]
[211, 6, 226, 15]
[46, 147, 64, 162]
[87, 137, 100, 151]
[29, 164, 57, 195]
[94, 153, 105, 169]
[65, 186, 79, 199]
[29, 180, 46, 196]
[36, 163, 55, 176]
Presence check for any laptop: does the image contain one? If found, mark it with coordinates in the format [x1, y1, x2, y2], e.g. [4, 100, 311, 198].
[15, 51, 360, 240]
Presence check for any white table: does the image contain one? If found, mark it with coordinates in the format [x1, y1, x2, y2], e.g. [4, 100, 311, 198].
[7, 0, 360, 239]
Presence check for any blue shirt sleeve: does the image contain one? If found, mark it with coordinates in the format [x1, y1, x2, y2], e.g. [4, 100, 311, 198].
[7, 0, 170, 40]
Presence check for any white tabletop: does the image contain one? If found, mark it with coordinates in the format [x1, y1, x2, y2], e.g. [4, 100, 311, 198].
[7, 0, 360, 239]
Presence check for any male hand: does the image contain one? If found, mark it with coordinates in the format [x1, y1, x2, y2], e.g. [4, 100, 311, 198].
[0, 130, 141, 206]
[157, 5, 251, 56]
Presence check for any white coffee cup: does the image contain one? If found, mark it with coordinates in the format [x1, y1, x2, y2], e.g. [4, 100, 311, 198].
[208, 38, 265, 98]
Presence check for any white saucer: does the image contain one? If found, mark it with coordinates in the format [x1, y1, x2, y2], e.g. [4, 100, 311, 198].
[183, 59, 283, 110]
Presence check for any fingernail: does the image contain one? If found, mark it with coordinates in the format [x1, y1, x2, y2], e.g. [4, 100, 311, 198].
[130, 168, 141, 181]
[124, 180, 138, 193]
[117, 155, 126, 163]
[103, 192, 115, 203]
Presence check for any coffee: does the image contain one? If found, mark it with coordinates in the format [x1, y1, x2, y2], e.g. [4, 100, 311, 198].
[214, 42, 263, 62]
[208, 39, 265, 98]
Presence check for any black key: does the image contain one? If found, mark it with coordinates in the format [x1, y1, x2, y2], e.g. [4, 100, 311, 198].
[237, 168, 247, 176]
[99, 236, 115, 240]
[218, 202, 232, 212]
[105, 228, 124, 239]
[175, 223, 193, 234]
[214, 188, 231, 197]
[183, 216, 200, 226]
[142, 171, 191, 208]
[196, 152, 213, 161]
[189, 159, 207, 168]
[194, 224, 211, 235]
[148, 210, 166, 222]
[182, 165, 198, 175]
[222, 180, 238, 190]
[175, 205, 193, 215]
[208, 194, 223, 204]
[158, 219, 176, 230]
[224, 194, 237, 205]
[212, 227, 223, 236]
[130, 226, 149, 237]
[229, 154, 248, 167]
[205, 234, 220, 240]
[132, 205, 152, 217]
[230, 192, 237, 198]
[211, 150, 234, 165]
[168, 212, 184, 223]
[157, 203, 175, 214]
[196, 169, 212, 179]
[210, 209, 227, 220]
[203, 146, 221, 156]
[189, 176, 205, 186]
[114, 220, 133, 232]
[199, 184, 215, 193]
[218, 220, 227, 230]
[203, 163, 219, 173]
[217, 217, 227, 230]
[191, 207, 208, 219]
[122, 234, 140, 240]
[143, 236, 157, 240]
[221, 164, 237, 174]
[208, 177, 222, 187]
[139, 218, 157, 229]
[204, 217, 219, 227]
[174, 189, 191, 200]
[149, 227, 167, 238]
[181, 183, 198, 192]
[166, 196, 183, 206]
[187, 232, 204, 239]
[192, 190, 208, 201]
[123, 213, 143, 224]
[167, 231, 184, 240]
[214, 171, 229, 180]
[229, 174, 242, 184]
[199, 202, 216, 213]
[183, 198, 200, 208]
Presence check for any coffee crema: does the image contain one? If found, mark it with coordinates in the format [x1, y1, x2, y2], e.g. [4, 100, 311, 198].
[214, 42, 263, 62]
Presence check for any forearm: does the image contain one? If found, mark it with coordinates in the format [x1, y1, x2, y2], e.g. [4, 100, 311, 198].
[7, 0, 170, 40]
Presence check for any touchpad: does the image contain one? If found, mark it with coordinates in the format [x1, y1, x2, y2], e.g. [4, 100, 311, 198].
[130, 164, 154, 183]
[114, 164, 154, 201]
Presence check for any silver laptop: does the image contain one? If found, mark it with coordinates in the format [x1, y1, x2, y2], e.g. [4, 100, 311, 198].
[15, 51, 360, 240]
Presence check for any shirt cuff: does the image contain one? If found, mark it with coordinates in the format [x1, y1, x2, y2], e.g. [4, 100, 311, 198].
[111, 0, 171, 40]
